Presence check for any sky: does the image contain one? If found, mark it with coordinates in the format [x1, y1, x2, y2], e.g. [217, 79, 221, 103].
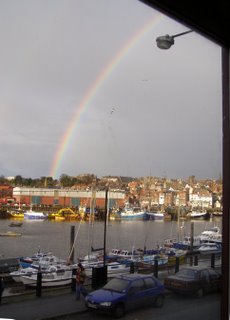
[0, 0, 222, 180]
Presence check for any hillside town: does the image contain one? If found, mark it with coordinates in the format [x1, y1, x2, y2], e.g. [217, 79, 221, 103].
[0, 174, 222, 220]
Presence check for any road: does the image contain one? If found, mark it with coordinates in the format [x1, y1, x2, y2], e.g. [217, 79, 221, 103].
[56, 292, 220, 320]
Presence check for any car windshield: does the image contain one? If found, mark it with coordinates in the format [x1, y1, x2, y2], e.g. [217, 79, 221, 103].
[103, 278, 129, 293]
[177, 269, 198, 279]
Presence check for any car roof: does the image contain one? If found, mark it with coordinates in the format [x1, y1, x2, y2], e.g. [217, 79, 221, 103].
[115, 273, 154, 281]
[179, 266, 214, 271]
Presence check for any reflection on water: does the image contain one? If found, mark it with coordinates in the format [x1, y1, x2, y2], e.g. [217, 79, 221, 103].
[0, 218, 222, 261]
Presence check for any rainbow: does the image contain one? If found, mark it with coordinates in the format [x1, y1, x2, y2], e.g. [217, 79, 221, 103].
[49, 13, 163, 178]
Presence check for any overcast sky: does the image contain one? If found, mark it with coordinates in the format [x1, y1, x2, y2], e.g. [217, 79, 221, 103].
[0, 0, 222, 180]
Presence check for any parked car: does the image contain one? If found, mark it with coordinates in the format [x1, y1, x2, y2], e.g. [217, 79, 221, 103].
[164, 266, 221, 298]
[85, 273, 165, 318]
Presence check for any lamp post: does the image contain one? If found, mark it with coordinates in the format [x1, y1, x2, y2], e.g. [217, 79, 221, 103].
[156, 30, 193, 49]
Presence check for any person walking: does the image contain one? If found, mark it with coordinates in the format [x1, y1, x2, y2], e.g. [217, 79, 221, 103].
[0, 277, 5, 304]
[75, 263, 86, 300]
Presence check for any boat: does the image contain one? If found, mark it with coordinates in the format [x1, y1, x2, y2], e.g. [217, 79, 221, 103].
[82, 260, 131, 278]
[172, 235, 203, 250]
[19, 250, 66, 268]
[136, 253, 168, 266]
[199, 226, 222, 243]
[198, 242, 222, 255]
[24, 209, 47, 220]
[10, 266, 38, 283]
[146, 211, 165, 220]
[109, 248, 141, 260]
[49, 207, 79, 221]
[120, 207, 148, 220]
[9, 221, 23, 227]
[29, 253, 67, 270]
[20, 265, 72, 287]
[0, 231, 22, 237]
[187, 211, 208, 219]
[8, 210, 24, 219]
[212, 211, 223, 217]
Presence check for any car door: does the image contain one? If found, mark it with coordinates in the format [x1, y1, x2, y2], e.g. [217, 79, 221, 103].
[125, 279, 146, 311]
[143, 277, 160, 304]
[207, 269, 221, 292]
[199, 270, 211, 293]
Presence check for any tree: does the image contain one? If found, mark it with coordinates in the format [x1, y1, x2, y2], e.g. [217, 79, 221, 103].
[59, 174, 73, 187]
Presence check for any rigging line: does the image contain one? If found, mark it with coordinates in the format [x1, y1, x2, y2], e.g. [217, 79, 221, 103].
[88, 190, 96, 255]
[67, 215, 84, 262]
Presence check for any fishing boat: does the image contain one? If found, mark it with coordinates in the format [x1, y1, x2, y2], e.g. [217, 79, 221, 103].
[10, 267, 38, 283]
[20, 265, 72, 287]
[19, 250, 66, 268]
[120, 207, 148, 220]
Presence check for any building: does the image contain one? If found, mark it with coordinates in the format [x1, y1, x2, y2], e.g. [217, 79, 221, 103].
[13, 187, 125, 209]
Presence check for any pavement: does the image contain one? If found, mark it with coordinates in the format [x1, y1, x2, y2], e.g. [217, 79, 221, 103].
[0, 289, 87, 320]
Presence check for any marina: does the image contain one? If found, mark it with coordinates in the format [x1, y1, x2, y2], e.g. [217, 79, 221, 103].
[0, 217, 222, 265]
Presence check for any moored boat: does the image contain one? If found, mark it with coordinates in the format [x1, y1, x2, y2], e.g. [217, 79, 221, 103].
[10, 267, 38, 283]
[120, 207, 148, 220]
[198, 242, 222, 255]
[82, 260, 131, 278]
[24, 209, 47, 220]
[199, 226, 222, 243]
[20, 265, 72, 287]
[9, 221, 23, 227]
[0, 231, 22, 237]
[187, 210, 208, 219]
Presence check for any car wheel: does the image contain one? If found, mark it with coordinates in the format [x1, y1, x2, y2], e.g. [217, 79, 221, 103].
[154, 295, 164, 308]
[195, 288, 204, 298]
[113, 304, 125, 318]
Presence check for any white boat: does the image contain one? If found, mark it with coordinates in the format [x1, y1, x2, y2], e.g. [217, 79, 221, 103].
[13, 253, 68, 283]
[198, 242, 222, 255]
[109, 248, 141, 260]
[19, 251, 66, 269]
[10, 267, 38, 283]
[20, 265, 72, 287]
[24, 209, 47, 220]
[146, 212, 165, 220]
[199, 226, 222, 243]
[187, 211, 207, 218]
[212, 211, 223, 217]
[83, 261, 131, 278]
[29, 254, 66, 270]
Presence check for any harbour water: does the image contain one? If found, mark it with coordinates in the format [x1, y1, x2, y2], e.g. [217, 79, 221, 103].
[0, 217, 222, 261]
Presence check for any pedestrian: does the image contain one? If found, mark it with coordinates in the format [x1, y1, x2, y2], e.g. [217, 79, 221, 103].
[0, 277, 5, 304]
[75, 262, 87, 300]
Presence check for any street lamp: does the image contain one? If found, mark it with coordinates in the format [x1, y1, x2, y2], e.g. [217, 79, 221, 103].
[156, 30, 193, 49]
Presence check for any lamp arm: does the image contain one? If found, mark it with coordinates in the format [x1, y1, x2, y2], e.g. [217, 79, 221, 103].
[172, 30, 193, 39]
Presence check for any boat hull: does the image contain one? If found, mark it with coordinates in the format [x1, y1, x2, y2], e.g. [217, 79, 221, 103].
[21, 270, 73, 287]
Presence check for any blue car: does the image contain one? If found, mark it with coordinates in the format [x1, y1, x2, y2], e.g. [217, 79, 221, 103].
[85, 273, 165, 318]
